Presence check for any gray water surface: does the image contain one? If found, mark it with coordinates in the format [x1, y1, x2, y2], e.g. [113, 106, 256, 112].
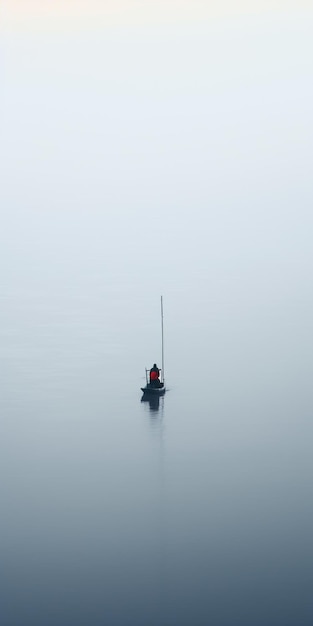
[1, 285, 313, 626]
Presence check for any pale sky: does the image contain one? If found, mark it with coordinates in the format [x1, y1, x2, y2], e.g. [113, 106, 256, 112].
[2, 0, 313, 313]
[2, 0, 313, 30]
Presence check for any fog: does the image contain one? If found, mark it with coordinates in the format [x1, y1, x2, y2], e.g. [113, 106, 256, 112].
[1, 8, 313, 626]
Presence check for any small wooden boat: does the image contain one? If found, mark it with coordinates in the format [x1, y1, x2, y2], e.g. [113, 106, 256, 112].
[141, 296, 166, 396]
[141, 382, 166, 396]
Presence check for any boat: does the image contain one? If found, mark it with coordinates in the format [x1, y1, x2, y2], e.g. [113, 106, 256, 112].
[141, 296, 166, 397]
[141, 382, 166, 396]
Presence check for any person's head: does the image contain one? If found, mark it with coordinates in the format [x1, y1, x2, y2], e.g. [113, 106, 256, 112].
[153, 363, 157, 368]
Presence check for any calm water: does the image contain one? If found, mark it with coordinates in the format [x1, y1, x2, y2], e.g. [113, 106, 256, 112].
[1, 284, 313, 626]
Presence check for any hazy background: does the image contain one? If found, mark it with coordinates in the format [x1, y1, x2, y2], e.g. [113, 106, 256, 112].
[1, 3, 313, 625]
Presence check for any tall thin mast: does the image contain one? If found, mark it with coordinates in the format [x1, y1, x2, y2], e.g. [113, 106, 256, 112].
[161, 295, 164, 383]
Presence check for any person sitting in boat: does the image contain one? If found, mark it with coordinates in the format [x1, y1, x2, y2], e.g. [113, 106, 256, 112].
[149, 363, 160, 387]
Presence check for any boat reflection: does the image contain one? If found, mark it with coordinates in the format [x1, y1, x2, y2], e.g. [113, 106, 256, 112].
[141, 394, 160, 412]
[141, 393, 165, 440]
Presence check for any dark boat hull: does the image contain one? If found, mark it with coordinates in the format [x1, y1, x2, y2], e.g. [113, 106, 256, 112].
[141, 385, 166, 396]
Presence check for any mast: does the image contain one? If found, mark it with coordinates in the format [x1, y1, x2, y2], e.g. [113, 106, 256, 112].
[161, 295, 164, 384]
